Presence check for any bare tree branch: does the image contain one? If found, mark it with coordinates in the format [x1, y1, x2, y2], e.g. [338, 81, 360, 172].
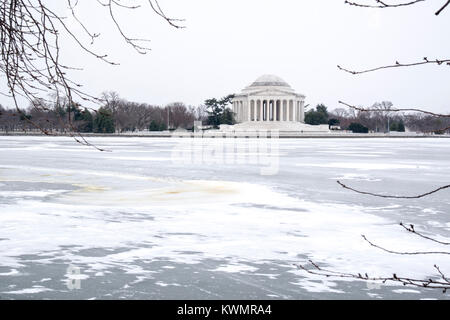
[308, 0, 450, 295]
[0, 0, 183, 149]
[338, 57, 450, 75]
[345, 0, 426, 9]
[337, 180, 450, 199]
[362, 234, 450, 255]
[436, 0, 450, 15]
[400, 223, 450, 245]
[345, 0, 449, 15]
[296, 260, 449, 292]
[338, 101, 450, 118]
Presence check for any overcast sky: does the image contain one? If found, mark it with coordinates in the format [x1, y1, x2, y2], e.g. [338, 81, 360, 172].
[1, 0, 449, 112]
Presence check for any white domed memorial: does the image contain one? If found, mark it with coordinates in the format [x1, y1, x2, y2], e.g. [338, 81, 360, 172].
[227, 75, 329, 133]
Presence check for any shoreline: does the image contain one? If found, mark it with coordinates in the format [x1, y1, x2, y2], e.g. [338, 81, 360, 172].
[0, 132, 448, 139]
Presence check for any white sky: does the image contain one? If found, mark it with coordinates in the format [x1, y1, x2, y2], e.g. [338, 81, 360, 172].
[1, 0, 450, 112]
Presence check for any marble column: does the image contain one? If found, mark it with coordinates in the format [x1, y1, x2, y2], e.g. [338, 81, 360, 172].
[271, 100, 274, 121]
[286, 100, 290, 121]
[260, 101, 262, 122]
[264, 100, 268, 122]
[280, 100, 283, 121]
[292, 100, 295, 122]
[300, 100, 305, 122]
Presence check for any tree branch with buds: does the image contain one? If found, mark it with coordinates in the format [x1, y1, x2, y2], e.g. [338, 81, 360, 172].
[0, 0, 183, 148]
[344, 0, 449, 16]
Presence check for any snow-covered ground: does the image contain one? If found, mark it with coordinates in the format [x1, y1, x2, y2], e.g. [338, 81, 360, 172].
[0, 136, 449, 299]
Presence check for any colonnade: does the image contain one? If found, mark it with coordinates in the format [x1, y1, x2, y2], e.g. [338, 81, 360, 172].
[232, 98, 305, 123]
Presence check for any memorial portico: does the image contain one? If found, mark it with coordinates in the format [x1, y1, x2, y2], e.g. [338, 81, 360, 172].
[232, 75, 306, 123]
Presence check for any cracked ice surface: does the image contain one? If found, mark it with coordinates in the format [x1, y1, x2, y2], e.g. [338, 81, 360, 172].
[0, 136, 449, 299]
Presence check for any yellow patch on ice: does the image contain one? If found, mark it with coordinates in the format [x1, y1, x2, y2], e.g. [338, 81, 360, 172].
[73, 184, 109, 193]
[58, 180, 241, 206]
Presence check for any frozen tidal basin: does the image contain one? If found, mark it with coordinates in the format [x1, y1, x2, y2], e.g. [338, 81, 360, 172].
[0, 136, 449, 299]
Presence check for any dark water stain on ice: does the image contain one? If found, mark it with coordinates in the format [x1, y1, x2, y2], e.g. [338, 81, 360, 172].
[0, 180, 75, 204]
[237, 203, 308, 213]
[76, 247, 132, 258]
[1, 138, 450, 300]
[0, 256, 447, 300]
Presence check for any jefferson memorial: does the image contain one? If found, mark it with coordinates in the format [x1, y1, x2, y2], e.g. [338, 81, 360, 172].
[225, 75, 329, 132]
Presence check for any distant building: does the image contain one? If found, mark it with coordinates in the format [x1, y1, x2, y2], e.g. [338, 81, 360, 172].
[232, 74, 306, 123]
[227, 75, 329, 133]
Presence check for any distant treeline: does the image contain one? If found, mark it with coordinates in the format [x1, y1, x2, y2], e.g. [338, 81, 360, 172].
[0, 94, 448, 134]
[0, 92, 207, 134]
[306, 102, 450, 134]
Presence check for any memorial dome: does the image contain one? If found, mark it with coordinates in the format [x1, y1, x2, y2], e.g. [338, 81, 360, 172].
[249, 74, 291, 88]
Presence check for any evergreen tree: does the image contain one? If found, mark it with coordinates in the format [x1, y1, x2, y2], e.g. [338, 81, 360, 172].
[389, 121, 398, 132]
[316, 104, 329, 117]
[20, 113, 32, 121]
[205, 94, 235, 128]
[397, 120, 405, 132]
[220, 108, 235, 125]
[305, 104, 329, 125]
[94, 107, 115, 133]
[79, 108, 93, 132]
[348, 122, 369, 133]
[149, 120, 167, 131]
[328, 118, 340, 127]
[390, 120, 405, 132]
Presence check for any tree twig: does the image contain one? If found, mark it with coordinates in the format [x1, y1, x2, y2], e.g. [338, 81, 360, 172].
[295, 260, 449, 292]
[338, 57, 450, 75]
[362, 234, 450, 255]
[400, 223, 450, 245]
[337, 180, 450, 199]
[338, 101, 450, 118]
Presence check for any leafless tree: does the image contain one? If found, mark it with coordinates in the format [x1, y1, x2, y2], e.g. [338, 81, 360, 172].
[167, 102, 196, 129]
[131, 102, 157, 131]
[336, 0, 450, 197]
[193, 105, 209, 123]
[298, 0, 450, 294]
[102, 91, 122, 132]
[297, 223, 449, 292]
[0, 0, 183, 146]
[0, 91, 199, 134]
[344, 0, 449, 16]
